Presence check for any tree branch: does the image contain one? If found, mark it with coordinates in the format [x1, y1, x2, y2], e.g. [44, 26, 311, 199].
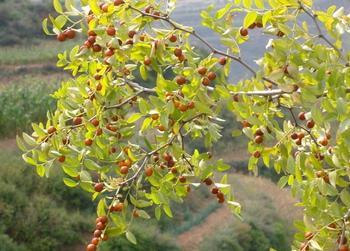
[298, 1, 346, 61]
[128, 5, 279, 86]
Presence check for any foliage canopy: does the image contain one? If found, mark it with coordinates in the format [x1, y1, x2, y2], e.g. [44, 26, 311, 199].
[19, 0, 350, 250]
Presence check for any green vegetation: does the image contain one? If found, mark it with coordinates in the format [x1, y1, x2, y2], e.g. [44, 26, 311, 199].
[0, 75, 61, 138]
[0, 0, 52, 46]
[0, 40, 76, 65]
[0, 149, 91, 251]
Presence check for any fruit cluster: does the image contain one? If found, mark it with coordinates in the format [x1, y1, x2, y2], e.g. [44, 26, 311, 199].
[86, 216, 109, 251]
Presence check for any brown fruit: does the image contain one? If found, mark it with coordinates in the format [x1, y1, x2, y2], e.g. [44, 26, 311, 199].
[86, 244, 97, 251]
[300, 243, 309, 251]
[202, 77, 211, 86]
[120, 166, 129, 175]
[96, 222, 106, 230]
[104, 49, 114, 57]
[187, 101, 195, 109]
[240, 28, 249, 37]
[144, 5, 153, 13]
[163, 153, 172, 162]
[96, 128, 103, 136]
[57, 33, 66, 42]
[128, 30, 137, 38]
[204, 178, 213, 186]
[92, 44, 102, 52]
[295, 138, 302, 146]
[91, 238, 99, 245]
[197, 66, 208, 76]
[167, 159, 175, 168]
[88, 30, 97, 36]
[84, 40, 93, 48]
[101, 3, 109, 12]
[242, 120, 251, 128]
[73, 116, 83, 125]
[323, 174, 330, 183]
[306, 120, 315, 129]
[153, 11, 161, 19]
[93, 230, 102, 237]
[113, 202, 124, 212]
[94, 183, 104, 192]
[133, 210, 140, 218]
[144, 57, 152, 65]
[178, 53, 186, 62]
[64, 29, 76, 39]
[217, 191, 224, 200]
[256, 22, 263, 28]
[277, 30, 285, 37]
[114, 0, 125, 6]
[96, 83, 102, 91]
[179, 103, 188, 112]
[218, 57, 227, 66]
[298, 132, 305, 139]
[171, 167, 178, 174]
[176, 76, 187, 85]
[211, 187, 219, 194]
[304, 231, 313, 240]
[106, 26, 116, 36]
[151, 114, 159, 120]
[145, 166, 153, 177]
[254, 135, 264, 144]
[248, 23, 256, 29]
[253, 151, 261, 158]
[85, 139, 93, 146]
[179, 176, 186, 183]
[291, 133, 298, 140]
[98, 216, 108, 224]
[218, 197, 225, 204]
[339, 245, 349, 251]
[58, 156, 66, 163]
[169, 34, 177, 42]
[174, 48, 182, 57]
[158, 125, 166, 131]
[319, 137, 328, 146]
[254, 129, 264, 136]
[207, 72, 216, 81]
[91, 118, 99, 127]
[298, 112, 306, 121]
[338, 236, 348, 245]
[233, 94, 239, 102]
[316, 170, 327, 178]
[48, 126, 56, 134]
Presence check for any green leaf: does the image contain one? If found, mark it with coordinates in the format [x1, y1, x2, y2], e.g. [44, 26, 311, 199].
[244, 12, 258, 28]
[84, 159, 101, 171]
[63, 178, 79, 187]
[155, 206, 162, 220]
[36, 165, 45, 177]
[22, 133, 37, 146]
[140, 65, 148, 80]
[126, 231, 137, 245]
[16, 135, 27, 151]
[53, 0, 63, 13]
[42, 18, 52, 35]
[106, 227, 125, 237]
[163, 204, 173, 218]
[127, 113, 143, 123]
[340, 189, 350, 207]
[97, 199, 106, 216]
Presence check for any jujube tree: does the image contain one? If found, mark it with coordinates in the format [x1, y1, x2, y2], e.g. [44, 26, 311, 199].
[17, 0, 350, 250]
